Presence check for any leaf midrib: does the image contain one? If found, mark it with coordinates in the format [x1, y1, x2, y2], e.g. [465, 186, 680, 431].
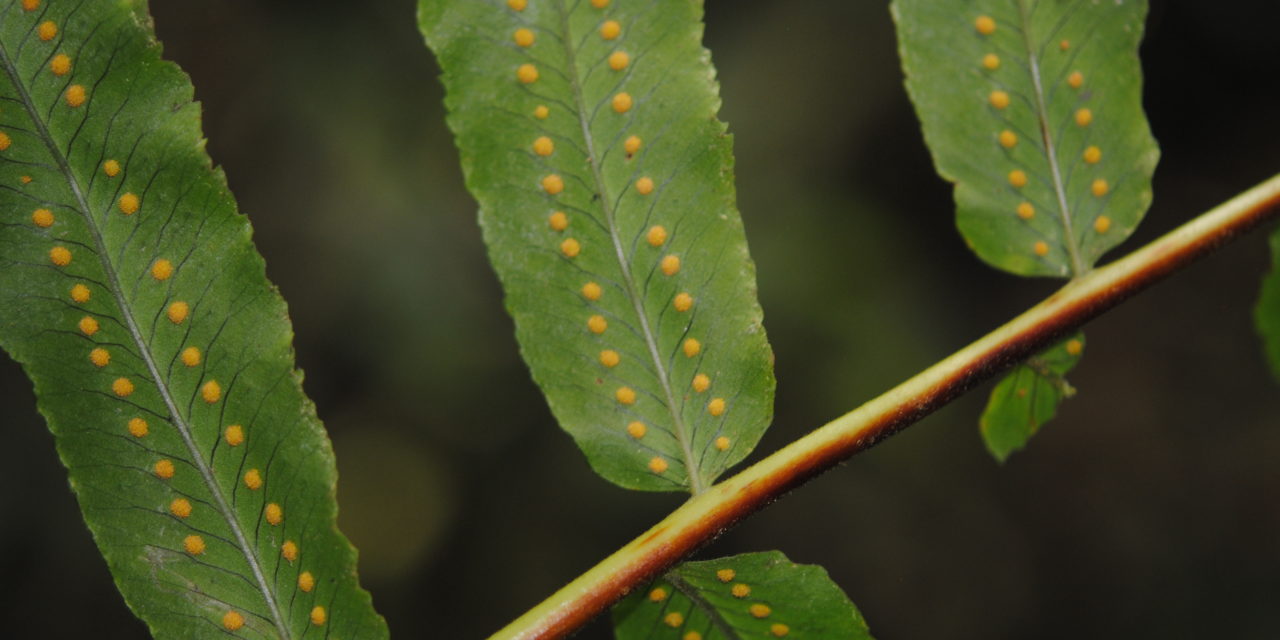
[552, 0, 705, 494]
[0, 36, 292, 639]
[666, 571, 743, 640]
[1016, 0, 1086, 277]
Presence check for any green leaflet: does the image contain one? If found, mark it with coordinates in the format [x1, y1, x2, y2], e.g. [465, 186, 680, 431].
[980, 333, 1084, 462]
[1256, 228, 1280, 382]
[892, 0, 1159, 278]
[0, 2, 384, 638]
[420, 0, 774, 493]
[613, 551, 874, 640]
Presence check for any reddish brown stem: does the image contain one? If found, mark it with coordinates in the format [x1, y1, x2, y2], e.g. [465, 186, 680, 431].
[492, 174, 1280, 640]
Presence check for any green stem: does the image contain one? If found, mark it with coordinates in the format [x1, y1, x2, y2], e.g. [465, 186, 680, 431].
[488, 173, 1280, 640]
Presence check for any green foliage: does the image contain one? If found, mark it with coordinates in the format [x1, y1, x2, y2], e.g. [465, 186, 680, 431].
[1257, 228, 1280, 382]
[420, 0, 775, 493]
[980, 333, 1084, 462]
[0, 2, 383, 637]
[893, 0, 1159, 460]
[613, 551, 873, 639]
[892, 0, 1159, 278]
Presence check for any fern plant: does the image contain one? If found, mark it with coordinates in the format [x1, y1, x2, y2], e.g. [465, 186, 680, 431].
[2, 0, 1279, 638]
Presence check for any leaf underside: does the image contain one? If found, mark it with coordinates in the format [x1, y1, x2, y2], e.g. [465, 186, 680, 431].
[980, 333, 1084, 462]
[1256, 228, 1280, 383]
[893, 0, 1159, 278]
[0, 2, 384, 637]
[613, 551, 874, 640]
[420, 0, 775, 492]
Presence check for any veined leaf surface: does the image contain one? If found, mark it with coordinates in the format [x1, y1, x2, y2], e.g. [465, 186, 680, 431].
[0, 2, 385, 637]
[612, 551, 874, 640]
[1256, 228, 1280, 383]
[893, 0, 1159, 277]
[980, 333, 1083, 461]
[420, 0, 774, 493]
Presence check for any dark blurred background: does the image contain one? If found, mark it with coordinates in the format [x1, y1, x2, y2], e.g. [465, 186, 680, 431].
[3, 1, 1279, 638]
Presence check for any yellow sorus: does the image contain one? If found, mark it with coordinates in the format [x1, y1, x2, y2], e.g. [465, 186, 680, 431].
[222, 611, 244, 632]
[37, 20, 57, 41]
[547, 211, 568, 231]
[627, 421, 646, 438]
[119, 192, 140, 215]
[587, 315, 607, 334]
[65, 85, 86, 107]
[707, 398, 726, 416]
[79, 316, 99, 336]
[201, 380, 222, 403]
[516, 63, 539, 84]
[615, 386, 636, 405]
[682, 338, 701, 358]
[151, 259, 174, 281]
[127, 417, 148, 438]
[112, 377, 135, 397]
[169, 498, 192, 519]
[49, 246, 71, 266]
[31, 208, 54, 227]
[50, 53, 71, 75]
[153, 459, 175, 479]
[183, 534, 205, 555]
[660, 255, 681, 276]
[167, 301, 190, 324]
[612, 92, 633, 113]
[89, 347, 111, 367]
